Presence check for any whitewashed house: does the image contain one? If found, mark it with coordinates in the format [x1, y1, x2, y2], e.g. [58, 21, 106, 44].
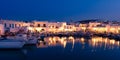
[47, 22, 67, 32]
[0, 20, 26, 32]
[27, 21, 68, 33]
[26, 21, 48, 32]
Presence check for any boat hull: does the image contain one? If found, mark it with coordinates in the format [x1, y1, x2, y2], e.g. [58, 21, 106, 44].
[0, 41, 25, 49]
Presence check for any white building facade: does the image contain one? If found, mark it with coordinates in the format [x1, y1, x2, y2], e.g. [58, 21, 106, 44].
[26, 21, 77, 33]
[0, 20, 30, 33]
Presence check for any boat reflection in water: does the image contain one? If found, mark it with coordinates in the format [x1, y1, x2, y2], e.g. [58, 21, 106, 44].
[37, 36, 120, 50]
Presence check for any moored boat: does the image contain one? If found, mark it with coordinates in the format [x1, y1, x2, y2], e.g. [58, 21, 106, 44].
[0, 40, 25, 49]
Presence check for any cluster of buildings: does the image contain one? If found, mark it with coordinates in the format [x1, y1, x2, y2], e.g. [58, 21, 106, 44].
[0, 19, 120, 36]
[0, 20, 78, 36]
[80, 21, 120, 34]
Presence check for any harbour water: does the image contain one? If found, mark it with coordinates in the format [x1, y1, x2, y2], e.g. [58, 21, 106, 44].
[0, 36, 120, 60]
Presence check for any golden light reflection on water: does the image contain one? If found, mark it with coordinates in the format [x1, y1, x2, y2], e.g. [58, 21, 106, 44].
[89, 37, 120, 49]
[37, 36, 120, 49]
[37, 36, 74, 48]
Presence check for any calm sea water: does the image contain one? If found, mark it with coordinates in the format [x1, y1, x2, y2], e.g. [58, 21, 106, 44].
[0, 36, 120, 60]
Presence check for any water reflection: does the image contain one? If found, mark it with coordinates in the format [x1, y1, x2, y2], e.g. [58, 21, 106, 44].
[1, 36, 120, 60]
[37, 36, 75, 48]
[89, 37, 120, 49]
[37, 36, 120, 50]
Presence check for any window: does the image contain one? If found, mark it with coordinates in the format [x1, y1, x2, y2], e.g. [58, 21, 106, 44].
[15, 24, 17, 28]
[12, 24, 14, 28]
[52, 26, 54, 28]
[4, 23, 7, 28]
[41, 29, 45, 31]
[43, 24, 46, 27]
[9, 24, 11, 28]
[56, 26, 58, 28]
[38, 24, 40, 27]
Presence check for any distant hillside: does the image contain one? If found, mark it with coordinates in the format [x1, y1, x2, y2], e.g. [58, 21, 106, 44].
[74, 19, 99, 24]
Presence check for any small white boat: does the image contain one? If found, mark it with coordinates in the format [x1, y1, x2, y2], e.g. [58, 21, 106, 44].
[12, 34, 37, 45]
[0, 40, 25, 49]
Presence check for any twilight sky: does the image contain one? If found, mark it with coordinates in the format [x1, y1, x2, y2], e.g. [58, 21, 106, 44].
[0, 0, 120, 22]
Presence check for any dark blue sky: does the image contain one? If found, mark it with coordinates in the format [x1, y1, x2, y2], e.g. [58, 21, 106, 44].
[0, 0, 120, 21]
